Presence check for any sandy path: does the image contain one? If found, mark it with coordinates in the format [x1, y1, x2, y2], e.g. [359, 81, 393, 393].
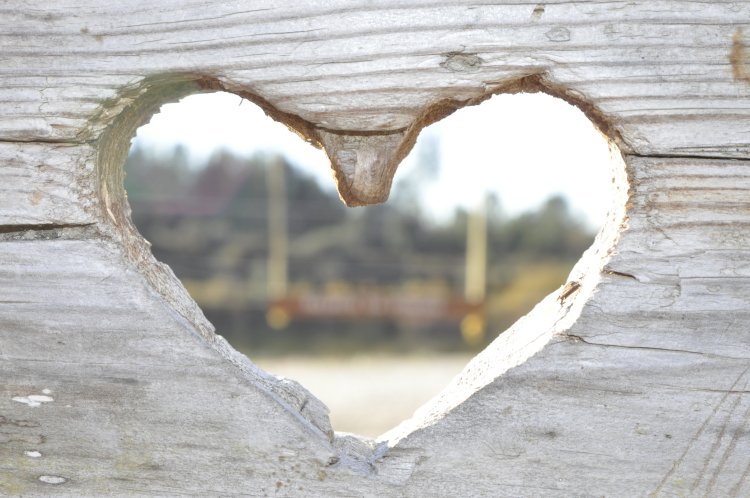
[251, 353, 473, 438]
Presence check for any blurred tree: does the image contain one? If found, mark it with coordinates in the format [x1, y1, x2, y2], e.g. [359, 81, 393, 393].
[124, 144, 193, 205]
[125, 144, 595, 352]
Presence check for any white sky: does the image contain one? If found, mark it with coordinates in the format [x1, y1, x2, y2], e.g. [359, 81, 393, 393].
[130, 91, 613, 229]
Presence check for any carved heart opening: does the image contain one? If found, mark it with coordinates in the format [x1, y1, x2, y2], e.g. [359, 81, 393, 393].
[99, 77, 627, 444]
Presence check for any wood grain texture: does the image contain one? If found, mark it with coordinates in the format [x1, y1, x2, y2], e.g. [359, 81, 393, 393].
[1, 1, 749, 496]
[0, 143, 98, 226]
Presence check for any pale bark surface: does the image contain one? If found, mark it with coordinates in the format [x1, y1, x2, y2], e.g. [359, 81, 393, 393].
[1, 2, 749, 496]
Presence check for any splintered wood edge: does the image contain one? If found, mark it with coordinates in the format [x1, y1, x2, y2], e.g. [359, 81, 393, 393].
[91, 69, 631, 458]
[95, 73, 337, 445]
[320, 72, 628, 207]
[383, 139, 630, 444]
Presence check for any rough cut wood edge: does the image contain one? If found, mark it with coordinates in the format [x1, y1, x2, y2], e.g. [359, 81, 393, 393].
[84, 59, 634, 446]
[384, 141, 630, 444]
[92, 74, 337, 440]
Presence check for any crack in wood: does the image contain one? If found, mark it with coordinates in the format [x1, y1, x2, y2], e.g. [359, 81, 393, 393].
[651, 365, 750, 497]
[0, 223, 98, 241]
[603, 269, 638, 280]
[561, 334, 749, 361]
[627, 152, 750, 162]
[0, 137, 88, 145]
[0, 223, 96, 233]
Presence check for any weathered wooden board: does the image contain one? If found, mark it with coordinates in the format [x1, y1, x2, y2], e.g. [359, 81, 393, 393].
[0, 143, 98, 226]
[1, 1, 749, 496]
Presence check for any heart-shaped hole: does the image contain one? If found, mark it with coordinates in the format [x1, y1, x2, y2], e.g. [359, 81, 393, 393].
[118, 87, 624, 439]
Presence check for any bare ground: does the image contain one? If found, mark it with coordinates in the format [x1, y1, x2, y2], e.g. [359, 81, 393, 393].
[251, 353, 473, 438]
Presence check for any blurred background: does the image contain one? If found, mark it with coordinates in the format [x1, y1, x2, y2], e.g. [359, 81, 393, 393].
[125, 91, 611, 436]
